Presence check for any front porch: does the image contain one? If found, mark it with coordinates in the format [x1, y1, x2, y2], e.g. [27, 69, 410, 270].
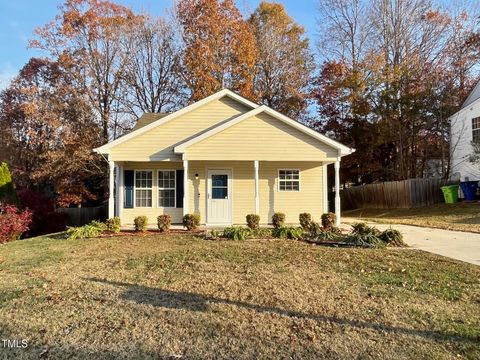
[107, 159, 343, 228]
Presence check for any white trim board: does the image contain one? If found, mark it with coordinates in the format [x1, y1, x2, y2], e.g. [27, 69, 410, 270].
[174, 105, 355, 156]
[94, 89, 259, 154]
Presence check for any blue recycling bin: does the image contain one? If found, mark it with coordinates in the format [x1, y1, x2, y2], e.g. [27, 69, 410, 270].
[459, 181, 479, 201]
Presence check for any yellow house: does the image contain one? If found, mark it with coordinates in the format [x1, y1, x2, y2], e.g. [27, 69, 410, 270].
[94, 89, 354, 227]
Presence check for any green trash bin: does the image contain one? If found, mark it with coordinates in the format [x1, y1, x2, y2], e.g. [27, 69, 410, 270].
[441, 185, 459, 204]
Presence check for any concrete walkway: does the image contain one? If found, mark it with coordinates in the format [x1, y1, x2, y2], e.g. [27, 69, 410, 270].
[342, 217, 480, 266]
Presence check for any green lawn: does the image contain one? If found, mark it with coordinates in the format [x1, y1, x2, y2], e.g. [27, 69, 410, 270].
[344, 202, 480, 233]
[0, 233, 479, 359]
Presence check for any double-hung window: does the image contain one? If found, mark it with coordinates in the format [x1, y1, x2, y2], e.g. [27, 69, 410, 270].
[473, 117, 480, 143]
[135, 170, 152, 207]
[158, 170, 176, 207]
[278, 169, 300, 191]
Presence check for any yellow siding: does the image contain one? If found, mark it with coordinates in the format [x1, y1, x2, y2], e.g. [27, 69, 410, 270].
[186, 161, 325, 225]
[184, 113, 338, 161]
[121, 162, 183, 226]
[110, 97, 251, 161]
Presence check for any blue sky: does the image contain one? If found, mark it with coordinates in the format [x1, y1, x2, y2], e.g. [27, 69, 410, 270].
[0, 0, 317, 90]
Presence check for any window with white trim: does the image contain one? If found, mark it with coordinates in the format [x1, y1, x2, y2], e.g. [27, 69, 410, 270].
[135, 170, 152, 207]
[279, 169, 300, 191]
[473, 117, 480, 142]
[158, 170, 176, 207]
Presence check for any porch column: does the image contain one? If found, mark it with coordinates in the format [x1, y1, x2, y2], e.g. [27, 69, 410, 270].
[183, 160, 189, 215]
[108, 159, 115, 219]
[254, 160, 259, 214]
[334, 157, 341, 226]
[323, 163, 328, 213]
[118, 164, 124, 220]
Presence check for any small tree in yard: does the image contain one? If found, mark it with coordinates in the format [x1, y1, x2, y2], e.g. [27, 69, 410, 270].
[0, 162, 17, 204]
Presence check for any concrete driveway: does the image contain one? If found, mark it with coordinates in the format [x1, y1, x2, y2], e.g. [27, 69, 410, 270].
[342, 218, 480, 266]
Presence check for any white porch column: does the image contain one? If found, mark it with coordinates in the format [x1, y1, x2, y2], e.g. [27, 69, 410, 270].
[254, 160, 259, 214]
[323, 163, 329, 213]
[118, 164, 124, 220]
[334, 157, 341, 226]
[108, 160, 115, 219]
[183, 159, 189, 215]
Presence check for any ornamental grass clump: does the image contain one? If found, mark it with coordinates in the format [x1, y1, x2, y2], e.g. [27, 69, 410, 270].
[134, 216, 148, 232]
[246, 214, 260, 229]
[299, 213, 312, 230]
[106, 217, 121, 233]
[67, 220, 106, 240]
[183, 213, 201, 231]
[157, 214, 172, 232]
[272, 212, 285, 228]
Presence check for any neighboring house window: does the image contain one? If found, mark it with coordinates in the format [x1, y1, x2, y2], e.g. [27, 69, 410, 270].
[278, 169, 300, 191]
[135, 170, 152, 207]
[473, 117, 480, 142]
[158, 170, 176, 207]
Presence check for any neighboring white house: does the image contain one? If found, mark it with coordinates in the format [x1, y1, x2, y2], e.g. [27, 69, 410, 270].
[450, 81, 480, 181]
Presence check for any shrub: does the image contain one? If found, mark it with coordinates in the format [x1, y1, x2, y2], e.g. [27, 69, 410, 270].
[0, 204, 32, 243]
[106, 217, 121, 233]
[251, 228, 273, 238]
[345, 222, 384, 248]
[299, 213, 312, 229]
[350, 222, 380, 236]
[321, 212, 336, 230]
[272, 212, 285, 228]
[304, 221, 341, 242]
[134, 216, 148, 232]
[18, 189, 67, 236]
[272, 226, 303, 240]
[246, 214, 260, 229]
[157, 214, 172, 232]
[66, 220, 105, 240]
[204, 229, 222, 240]
[183, 213, 201, 231]
[223, 226, 251, 240]
[379, 228, 406, 247]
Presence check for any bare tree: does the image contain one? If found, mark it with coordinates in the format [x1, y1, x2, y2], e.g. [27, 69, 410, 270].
[121, 16, 186, 117]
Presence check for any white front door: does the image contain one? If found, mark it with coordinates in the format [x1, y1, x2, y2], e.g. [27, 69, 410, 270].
[207, 169, 232, 225]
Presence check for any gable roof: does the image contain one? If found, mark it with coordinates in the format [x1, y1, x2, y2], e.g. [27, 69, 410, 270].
[94, 89, 258, 154]
[461, 79, 480, 110]
[132, 112, 168, 131]
[174, 105, 354, 156]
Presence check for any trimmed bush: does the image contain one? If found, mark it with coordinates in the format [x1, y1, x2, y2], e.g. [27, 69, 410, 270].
[183, 213, 201, 231]
[321, 212, 336, 230]
[299, 213, 312, 229]
[246, 214, 260, 229]
[157, 214, 172, 232]
[0, 204, 32, 243]
[106, 217, 121, 233]
[134, 216, 148, 232]
[272, 212, 285, 228]
[66, 220, 106, 240]
[223, 226, 251, 240]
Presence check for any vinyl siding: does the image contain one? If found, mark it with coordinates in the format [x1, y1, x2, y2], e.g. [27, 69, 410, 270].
[187, 161, 325, 225]
[109, 97, 251, 161]
[184, 113, 338, 161]
[121, 162, 183, 226]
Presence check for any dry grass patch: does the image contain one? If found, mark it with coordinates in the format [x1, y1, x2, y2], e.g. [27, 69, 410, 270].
[0, 233, 479, 359]
[344, 202, 480, 233]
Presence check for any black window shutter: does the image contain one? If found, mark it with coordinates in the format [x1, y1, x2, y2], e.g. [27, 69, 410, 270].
[124, 170, 134, 209]
[176, 170, 184, 208]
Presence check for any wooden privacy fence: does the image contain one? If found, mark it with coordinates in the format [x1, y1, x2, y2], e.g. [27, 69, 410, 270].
[341, 178, 453, 210]
[56, 205, 106, 227]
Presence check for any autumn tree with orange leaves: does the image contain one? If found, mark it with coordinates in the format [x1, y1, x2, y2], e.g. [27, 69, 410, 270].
[176, 0, 257, 102]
